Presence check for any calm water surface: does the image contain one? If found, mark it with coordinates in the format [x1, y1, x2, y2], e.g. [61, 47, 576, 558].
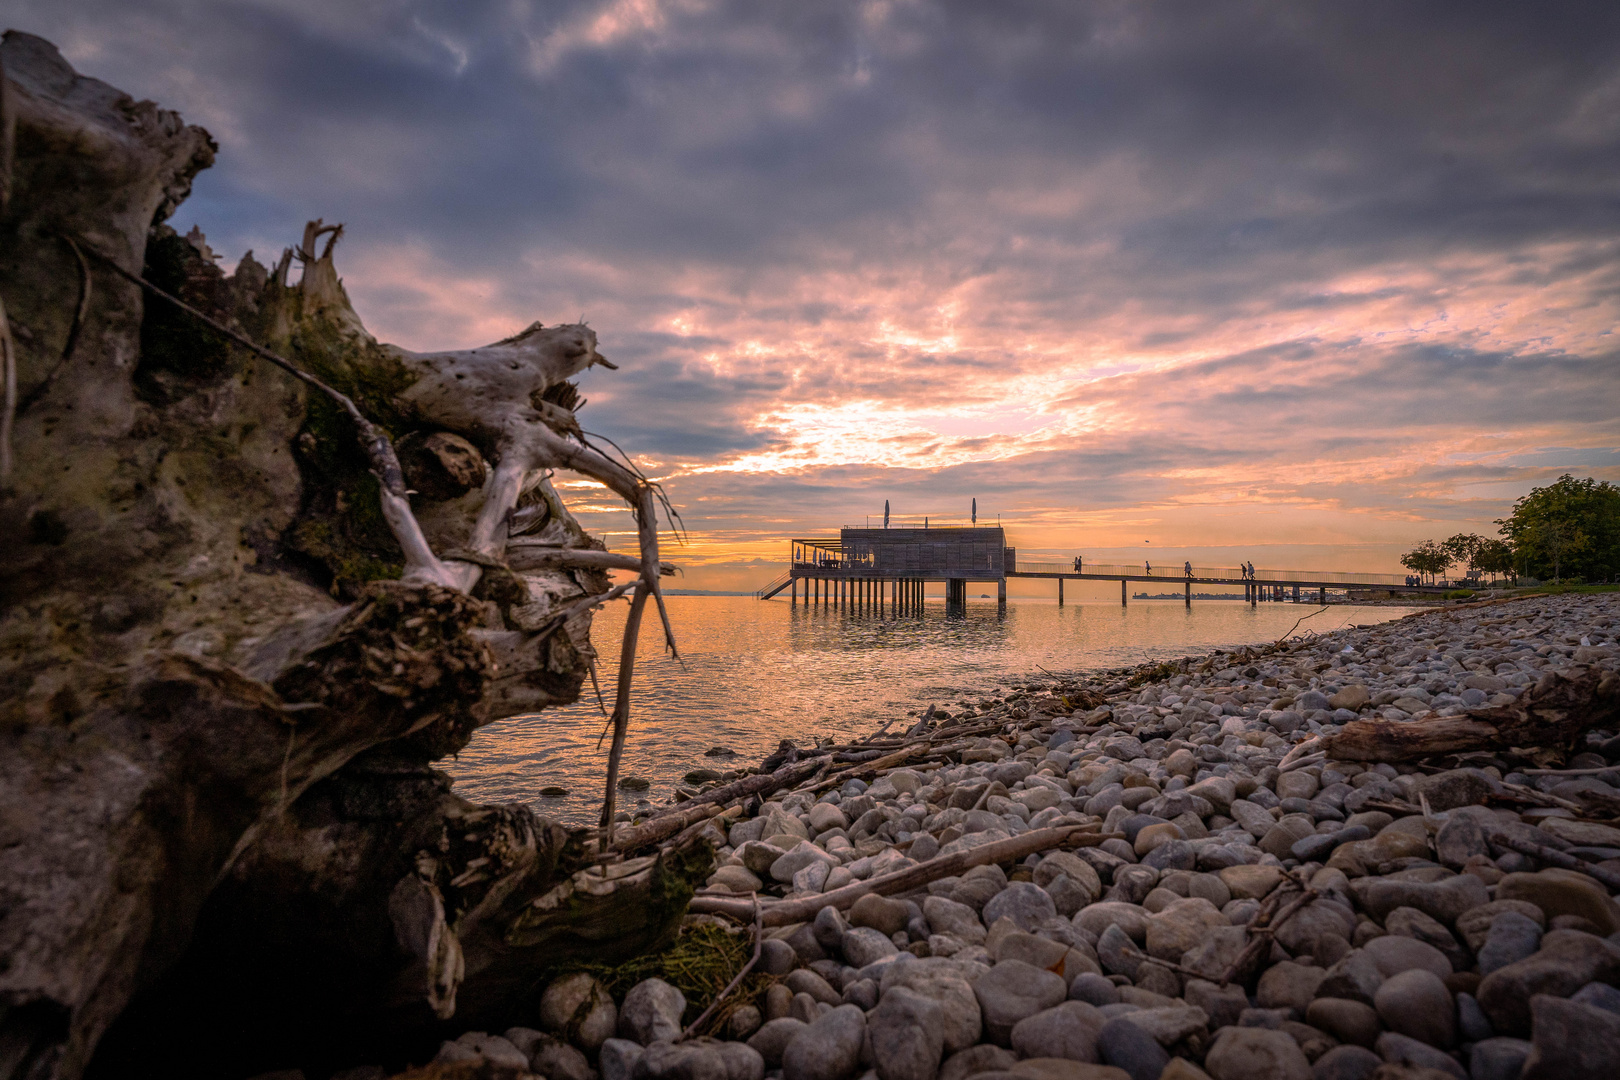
[448, 596, 1419, 824]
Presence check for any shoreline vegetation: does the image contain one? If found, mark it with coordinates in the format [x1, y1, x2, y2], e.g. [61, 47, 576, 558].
[1400, 475, 1620, 589]
[413, 590, 1620, 1080]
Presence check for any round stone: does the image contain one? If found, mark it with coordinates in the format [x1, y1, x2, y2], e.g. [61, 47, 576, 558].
[1362, 934, 1452, 980]
[1010, 1001, 1108, 1063]
[1096, 1016, 1171, 1080]
[982, 882, 1058, 932]
[973, 959, 1068, 1045]
[782, 1003, 866, 1080]
[1203, 1026, 1311, 1080]
[1305, 998, 1381, 1048]
[1070, 973, 1121, 1007]
[540, 972, 618, 1051]
[850, 894, 912, 937]
[617, 978, 685, 1045]
[1373, 969, 1455, 1048]
[747, 1017, 809, 1068]
[1309, 1045, 1382, 1080]
[867, 986, 944, 1080]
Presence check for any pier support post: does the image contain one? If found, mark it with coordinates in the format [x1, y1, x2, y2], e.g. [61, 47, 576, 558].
[1121, 579, 1128, 606]
[1185, 580, 1191, 607]
[1319, 586, 1325, 604]
[1293, 585, 1300, 603]
[1058, 578, 1064, 605]
[998, 578, 1007, 608]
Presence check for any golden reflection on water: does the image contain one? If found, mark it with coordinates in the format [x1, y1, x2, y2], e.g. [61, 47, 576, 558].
[447, 595, 1419, 825]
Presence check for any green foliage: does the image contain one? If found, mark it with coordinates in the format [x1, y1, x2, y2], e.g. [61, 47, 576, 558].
[1517, 583, 1620, 596]
[570, 920, 773, 1033]
[1475, 538, 1515, 579]
[1442, 533, 1484, 570]
[1496, 474, 1620, 583]
[1400, 539, 1452, 582]
[1444, 588, 1475, 600]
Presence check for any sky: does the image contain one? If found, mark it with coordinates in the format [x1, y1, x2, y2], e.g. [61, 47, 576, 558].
[12, 0, 1620, 592]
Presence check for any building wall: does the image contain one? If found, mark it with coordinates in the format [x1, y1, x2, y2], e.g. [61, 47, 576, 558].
[840, 527, 1007, 576]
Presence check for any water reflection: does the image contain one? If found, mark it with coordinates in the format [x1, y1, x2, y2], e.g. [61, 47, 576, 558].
[447, 596, 1418, 825]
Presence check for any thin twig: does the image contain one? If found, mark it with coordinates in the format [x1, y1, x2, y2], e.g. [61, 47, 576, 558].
[598, 580, 651, 847]
[1273, 606, 1329, 648]
[1488, 830, 1620, 890]
[1219, 873, 1318, 986]
[587, 659, 608, 716]
[1520, 766, 1620, 776]
[680, 894, 762, 1040]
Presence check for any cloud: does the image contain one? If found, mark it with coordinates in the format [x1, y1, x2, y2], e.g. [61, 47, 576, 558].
[8, 0, 1619, 582]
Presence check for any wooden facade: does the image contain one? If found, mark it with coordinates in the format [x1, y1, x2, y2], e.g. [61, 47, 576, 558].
[838, 527, 1007, 577]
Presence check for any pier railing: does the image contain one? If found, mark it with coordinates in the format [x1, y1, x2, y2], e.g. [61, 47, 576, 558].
[1013, 561, 1418, 587]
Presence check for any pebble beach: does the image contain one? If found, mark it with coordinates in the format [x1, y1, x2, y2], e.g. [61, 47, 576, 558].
[424, 591, 1620, 1080]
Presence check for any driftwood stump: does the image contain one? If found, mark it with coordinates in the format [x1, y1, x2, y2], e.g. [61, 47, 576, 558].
[1319, 668, 1620, 763]
[0, 33, 694, 1080]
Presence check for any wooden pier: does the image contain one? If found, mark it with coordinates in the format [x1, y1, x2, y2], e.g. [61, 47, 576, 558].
[756, 526, 1450, 611]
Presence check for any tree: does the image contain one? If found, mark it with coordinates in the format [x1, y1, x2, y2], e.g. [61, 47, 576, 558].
[1443, 533, 1487, 577]
[1475, 538, 1515, 583]
[1496, 474, 1620, 583]
[1401, 539, 1452, 584]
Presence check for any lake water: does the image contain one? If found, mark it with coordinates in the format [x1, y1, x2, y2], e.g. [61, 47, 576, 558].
[447, 595, 1420, 825]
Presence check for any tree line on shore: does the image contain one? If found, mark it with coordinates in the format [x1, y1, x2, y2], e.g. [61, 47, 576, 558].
[1400, 474, 1620, 585]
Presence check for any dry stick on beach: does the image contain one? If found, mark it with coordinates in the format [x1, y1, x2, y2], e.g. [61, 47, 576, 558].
[1220, 874, 1320, 987]
[1488, 830, 1620, 891]
[689, 824, 1122, 927]
[603, 760, 831, 856]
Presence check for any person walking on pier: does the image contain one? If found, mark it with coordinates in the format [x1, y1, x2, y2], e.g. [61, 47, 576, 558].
[1184, 560, 1192, 578]
[1145, 561, 1152, 575]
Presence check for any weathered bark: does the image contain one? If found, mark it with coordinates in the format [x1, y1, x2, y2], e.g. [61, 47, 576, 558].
[0, 33, 694, 1080]
[91, 754, 707, 1077]
[1321, 667, 1620, 763]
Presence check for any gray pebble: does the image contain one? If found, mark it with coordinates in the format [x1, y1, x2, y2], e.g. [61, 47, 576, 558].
[783, 1003, 866, 1080]
[1097, 1016, 1171, 1080]
[1468, 1038, 1532, 1080]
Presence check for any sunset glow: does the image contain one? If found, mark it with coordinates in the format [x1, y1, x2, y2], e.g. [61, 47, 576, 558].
[21, 0, 1618, 591]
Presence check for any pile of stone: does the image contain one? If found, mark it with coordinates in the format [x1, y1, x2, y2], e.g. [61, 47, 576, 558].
[426, 593, 1620, 1080]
